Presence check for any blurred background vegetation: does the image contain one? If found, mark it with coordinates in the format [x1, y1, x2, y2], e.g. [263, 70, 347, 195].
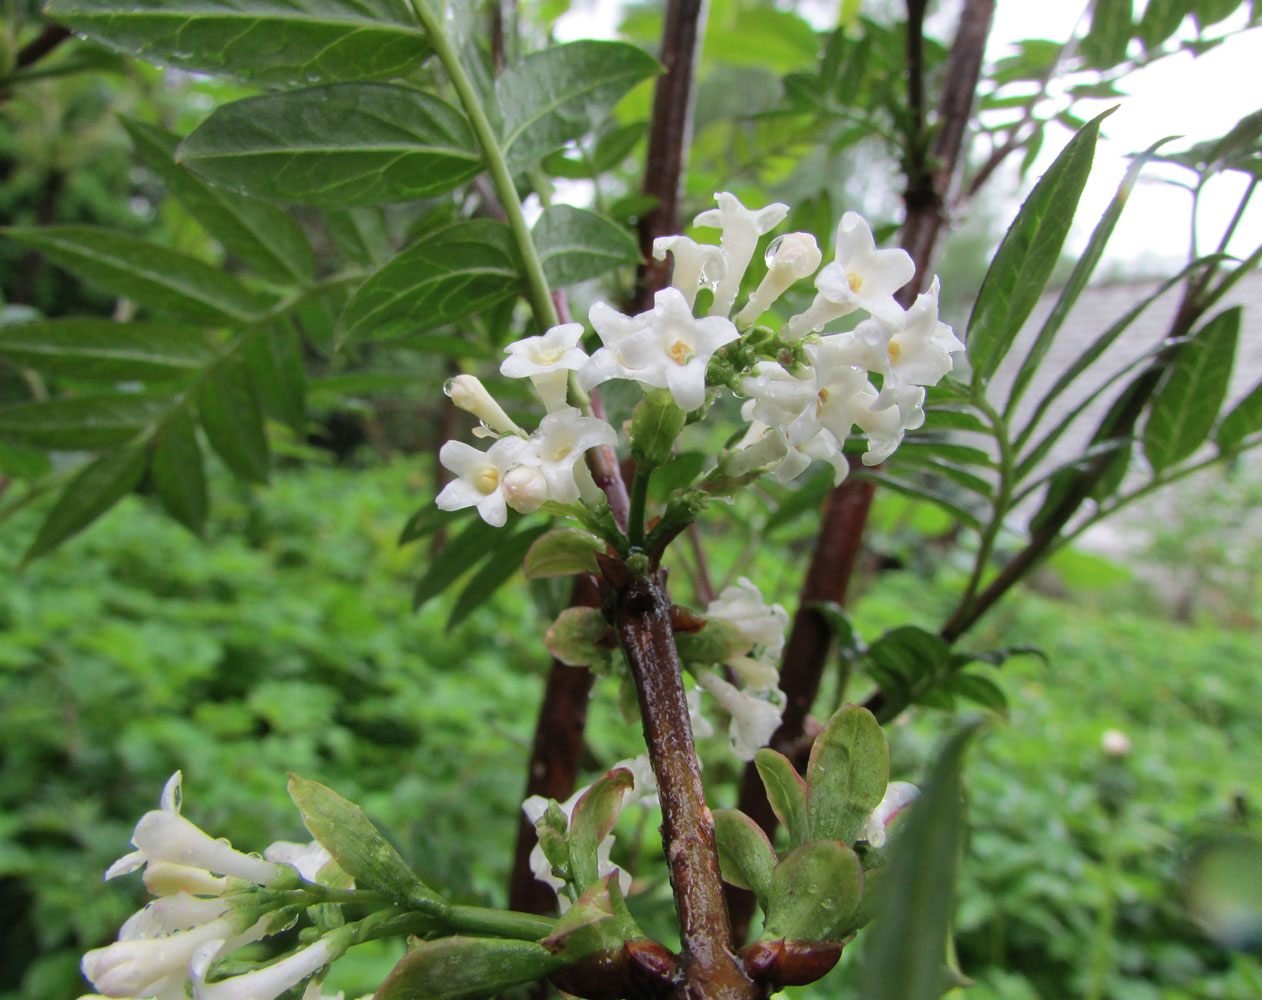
[2, 0, 1260, 998]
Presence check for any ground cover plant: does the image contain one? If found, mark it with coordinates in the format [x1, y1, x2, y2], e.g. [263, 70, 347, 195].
[2, 2, 1261, 999]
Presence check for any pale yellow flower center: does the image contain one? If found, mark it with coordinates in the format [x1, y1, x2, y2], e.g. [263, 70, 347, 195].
[536, 346, 563, 365]
[474, 468, 500, 495]
[668, 340, 694, 365]
[847, 271, 864, 292]
[549, 445, 571, 462]
[888, 340, 902, 364]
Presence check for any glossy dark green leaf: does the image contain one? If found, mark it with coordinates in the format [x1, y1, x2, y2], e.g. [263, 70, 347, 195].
[245, 325, 306, 435]
[0, 319, 216, 380]
[762, 839, 864, 943]
[1082, 0, 1132, 68]
[412, 515, 500, 612]
[805, 704, 889, 845]
[1144, 307, 1240, 472]
[2, 227, 264, 325]
[498, 41, 661, 173]
[377, 936, 563, 1000]
[24, 447, 147, 562]
[1215, 379, 1262, 452]
[0, 394, 167, 450]
[447, 523, 551, 629]
[178, 85, 482, 207]
[967, 111, 1110, 384]
[287, 774, 442, 907]
[940, 673, 1007, 713]
[713, 808, 777, 906]
[533, 206, 641, 288]
[858, 721, 983, 1000]
[862, 626, 954, 720]
[124, 118, 314, 286]
[199, 357, 269, 483]
[339, 221, 520, 345]
[44, 0, 432, 86]
[150, 408, 208, 536]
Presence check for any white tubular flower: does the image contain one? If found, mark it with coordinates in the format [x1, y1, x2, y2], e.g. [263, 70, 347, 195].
[694, 670, 784, 761]
[706, 578, 790, 662]
[581, 288, 739, 411]
[142, 863, 230, 899]
[262, 841, 335, 884]
[741, 361, 816, 431]
[435, 436, 528, 527]
[687, 688, 716, 741]
[525, 407, 619, 504]
[693, 192, 790, 317]
[878, 277, 964, 390]
[501, 324, 590, 413]
[653, 235, 727, 309]
[107, 774, 287, 887]
[189, 931, 349, 1000]
[119, 896, 232, 942]
[444, 375, 523, 436]
[783, 211, 914, 338]
[858, 781, 920, 848]
[734, 232, 822, 328]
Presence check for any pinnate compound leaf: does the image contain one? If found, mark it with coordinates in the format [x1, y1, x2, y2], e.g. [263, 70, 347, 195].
[1139, 0, 1188, 49]
[287, 774, 442, 908]
[178, 85, 482, 207]
[713, 809, 777, 906]
[123, 118, 314, 286]
[1216, 379, 1262, 453]
[1144, 307, 1240, 472]
[2, 227, 264, 325]
[1082, 0, 1132, 68]
[446, 523, 551, 629]
[199, 356, 269, 483]
[339, 221, 521, 345]
[858, 721, 983, 1000]
[967, 110, 1110, 384]
[245, 325, 307, 435]
[806, 705, 889, 844]
[0, 394, 167, 450]
[523, 527, 603, 578]
[762, 840, 864, 943]
[44, 0, 432, 87]
[151, 408, 208, 536]
[376, 936, 563, 1000]
[534, 206, 641, 287]
[24, 447, 147, 562]
[0, 319, 216, 380]
[499, 41, 661, 173]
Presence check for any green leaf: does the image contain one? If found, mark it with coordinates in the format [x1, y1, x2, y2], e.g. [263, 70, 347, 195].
[1082, 0, 1133, 68]
[2, 226, 264, 325]
[940, 673, 1008, 714]
[446, 523, 551, 629]
[1005, 138, 1169, 415]
[543, 607, 611, 670]
[150, 408, 208, 536]
[533, 206, 641, 287]
[412, 515, 499, 611]
[860, 473, 983, 532]
[376, 936, 563, 1000]
[568, 768, 634, 891]
[199, 356, 269, 483]
[761, 839, 864, 943]
[713, 808, 777, 907]
[245, 325, 306, 435]
[862, 626, 954, 720]
[1216, 379, 1262, 452]
[287, 773, 443, 908]
[967, 110, 1111, 384]
[23, 447, 147, 562]
[499, 41, 661, 173]
[123, 118, 314, 286]
[178, 85, 482, 207]
[805, 704, 889, 845]
[44, 0, 433, 86]
[0, 394, 167, 450]
[858, 721, 983, 1000]
[339, 220, 521, 345]
[523, 527, 603, 578]
[1144, 307, 1240, 472]
[0, 319, 216, 380]
[754, 752, 807, 846]
[1138, 0, 1189, 49]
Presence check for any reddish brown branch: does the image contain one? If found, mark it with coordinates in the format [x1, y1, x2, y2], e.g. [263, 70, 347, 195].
[16, 25, 72, 70]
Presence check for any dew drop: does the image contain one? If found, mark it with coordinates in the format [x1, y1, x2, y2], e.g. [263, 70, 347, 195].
[764, 234, 787, 267]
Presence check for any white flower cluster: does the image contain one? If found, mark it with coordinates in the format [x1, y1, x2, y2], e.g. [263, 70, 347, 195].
[693, 578, 789, 760]
[436, 192, 961, 527]
[81, 774, 347, 1000]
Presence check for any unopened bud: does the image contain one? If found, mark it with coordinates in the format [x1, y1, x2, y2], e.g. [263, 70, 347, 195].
[736, 233, 822, 327]
[502, 465, 549, 514]
[629, 389, 687, 467]
[444, 375, 522, 436]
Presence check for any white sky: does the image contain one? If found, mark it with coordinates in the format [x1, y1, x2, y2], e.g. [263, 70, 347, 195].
[556, 1, 1262, 270]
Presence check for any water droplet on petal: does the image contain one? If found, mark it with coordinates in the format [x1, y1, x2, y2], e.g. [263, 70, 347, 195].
[764, 235, 787, 267]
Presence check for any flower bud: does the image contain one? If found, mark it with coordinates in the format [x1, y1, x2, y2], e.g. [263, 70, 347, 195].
[443, 375, 523, 436]
[629, 389, 687, 468]
[735, 233, 822, 327]
[503, 465, 550, 514]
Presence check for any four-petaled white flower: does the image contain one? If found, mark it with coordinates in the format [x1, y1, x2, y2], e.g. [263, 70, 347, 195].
[653, 235, 727, 309]
[501, 324, 590, 412]
[858, 781, 920, 848]
[435, 436, 529, 527]
[706, 578, 790, 662]
[522, 407, 619, 504]
[694, 669, 784, 761]
[580, 287, 738, 411]
[693, 192, 789, 317]
[784, 211, 915, 338]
